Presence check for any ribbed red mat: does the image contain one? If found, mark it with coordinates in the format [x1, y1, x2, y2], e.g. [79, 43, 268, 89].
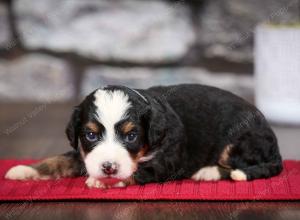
[0, 160, 300, 201]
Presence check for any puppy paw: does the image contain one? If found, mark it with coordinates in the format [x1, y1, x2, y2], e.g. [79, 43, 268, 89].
[5, 165, 43, 180]
[113, 181, 127, 188]
[230, 169, 247, 181]
[191, 166, 221, 181]
[85, 177, 106, 189]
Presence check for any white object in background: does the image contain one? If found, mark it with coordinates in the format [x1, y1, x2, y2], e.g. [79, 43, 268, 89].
[255, 24, 300, 125]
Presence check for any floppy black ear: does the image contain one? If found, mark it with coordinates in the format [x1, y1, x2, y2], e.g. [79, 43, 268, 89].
[146, 97, 184, 150]
[146, 98, 167, 148]
[65, 106, 81, 150]
[134, 96, 187, 184]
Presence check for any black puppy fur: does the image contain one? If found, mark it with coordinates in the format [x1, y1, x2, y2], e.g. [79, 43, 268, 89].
[144, 84, 282, 183]
[5, 84, 283, 184]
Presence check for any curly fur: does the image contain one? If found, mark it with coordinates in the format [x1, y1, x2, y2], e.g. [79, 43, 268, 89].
[6, 84, 283, 185]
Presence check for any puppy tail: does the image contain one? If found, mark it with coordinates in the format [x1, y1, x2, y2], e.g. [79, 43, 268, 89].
[220, 127, 283, 181]
[230, 159, 283, 181]
[218, 159, 283, 181]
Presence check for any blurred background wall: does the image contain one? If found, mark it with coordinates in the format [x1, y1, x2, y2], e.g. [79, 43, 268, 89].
[0, 0, 298, 102]
[0, 0, 299, 159]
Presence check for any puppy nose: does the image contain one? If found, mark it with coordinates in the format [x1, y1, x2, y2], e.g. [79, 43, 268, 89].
[102, 161, 118, 175]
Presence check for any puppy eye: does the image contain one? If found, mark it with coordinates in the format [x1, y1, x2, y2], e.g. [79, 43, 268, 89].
[124, 132, 138, 143]
[85, 132, 98, 142]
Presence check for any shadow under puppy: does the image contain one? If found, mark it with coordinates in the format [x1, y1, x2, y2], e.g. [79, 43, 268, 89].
[5, 84, 283, 188]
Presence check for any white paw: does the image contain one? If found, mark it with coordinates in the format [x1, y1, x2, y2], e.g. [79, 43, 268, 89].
[230, 169, 247, 181]
[85, 177, 105, 189]
[113, 181, 126, 188]
[192, 166, 221, 181]
[5, 165, 41, 180]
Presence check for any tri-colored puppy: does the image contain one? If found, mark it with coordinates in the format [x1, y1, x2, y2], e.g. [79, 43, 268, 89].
[5, 84, 283, 188]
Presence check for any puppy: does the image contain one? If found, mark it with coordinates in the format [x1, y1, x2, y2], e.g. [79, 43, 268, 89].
[5, 84, 283, 188]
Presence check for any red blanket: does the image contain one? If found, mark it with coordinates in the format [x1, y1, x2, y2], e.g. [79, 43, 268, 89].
[0, 160, 299, 201]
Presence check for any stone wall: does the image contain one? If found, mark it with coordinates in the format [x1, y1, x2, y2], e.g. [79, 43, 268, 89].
[0, 0, 298, 101]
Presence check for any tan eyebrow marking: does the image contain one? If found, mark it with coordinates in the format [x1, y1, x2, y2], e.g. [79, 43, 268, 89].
[86, 122, 100, 133]
[121, 121, 135, 134]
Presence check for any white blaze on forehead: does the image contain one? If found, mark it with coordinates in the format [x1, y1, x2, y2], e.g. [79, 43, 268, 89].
[94, 89, 132, 131]
[84, 89, 134, 179]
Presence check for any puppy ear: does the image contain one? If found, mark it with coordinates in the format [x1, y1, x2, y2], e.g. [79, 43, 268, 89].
[147, 99, 167, 148]
[146, 97, 183, 149]
[65, 106, 81, 150]
[135, 97, 186, 184]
